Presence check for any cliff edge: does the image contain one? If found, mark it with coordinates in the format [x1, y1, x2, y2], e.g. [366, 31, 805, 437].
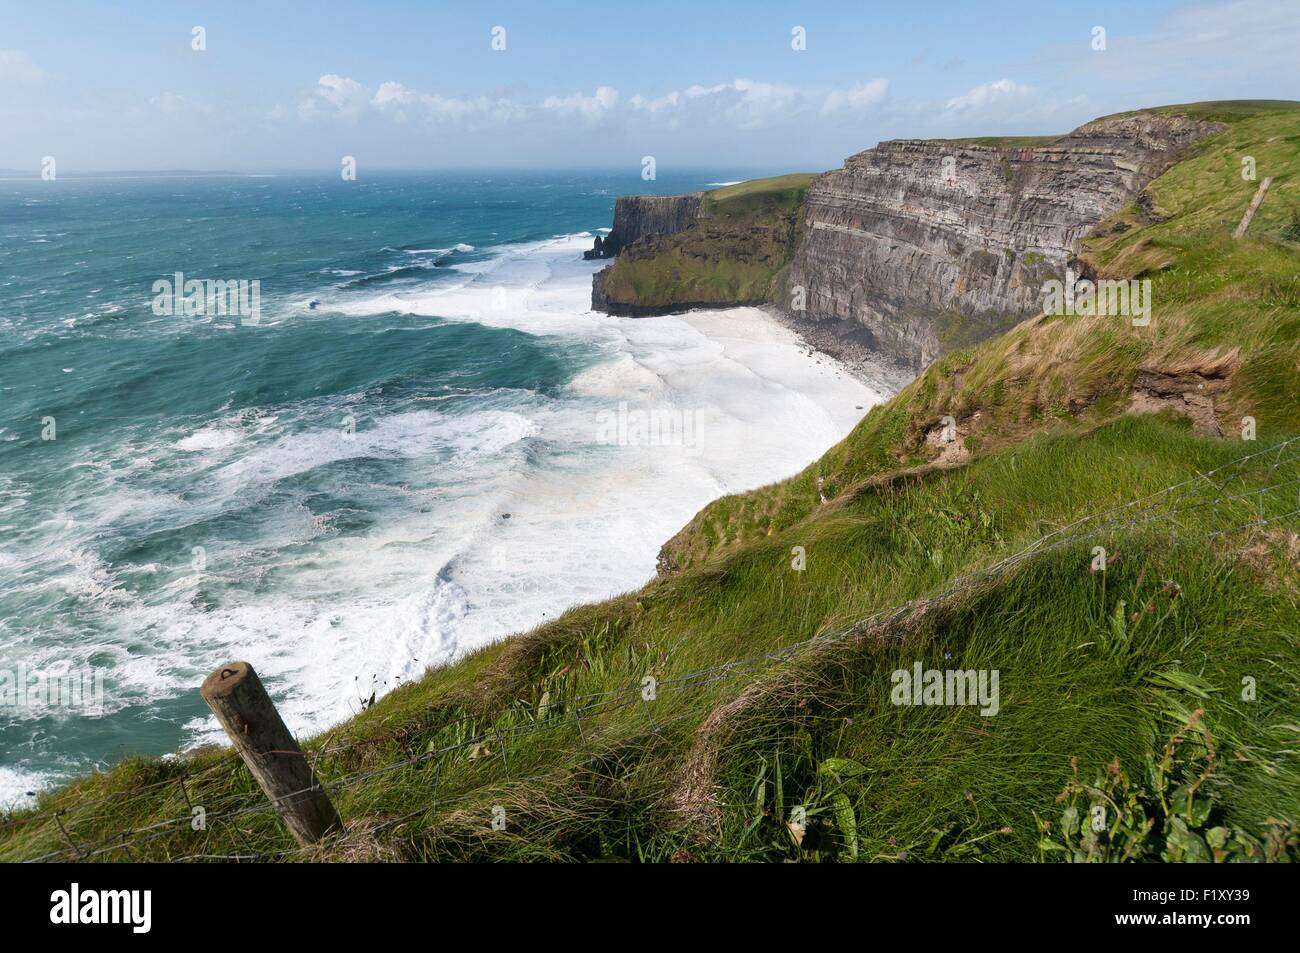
[590, 111, 1225, 370]
[585, 193, 703, 260]
[783, 113, 1224, 368]
[590, 174, 816, 316]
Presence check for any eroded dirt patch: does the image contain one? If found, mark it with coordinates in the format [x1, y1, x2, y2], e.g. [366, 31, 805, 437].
[923, 416, 973, 467]
[1126, 352, 1239, 437]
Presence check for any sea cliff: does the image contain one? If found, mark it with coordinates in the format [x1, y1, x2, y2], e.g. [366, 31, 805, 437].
[590, 112, 1223, 369]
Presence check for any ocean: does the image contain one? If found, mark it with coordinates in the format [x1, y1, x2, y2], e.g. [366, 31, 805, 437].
[0, 171, 884, 805]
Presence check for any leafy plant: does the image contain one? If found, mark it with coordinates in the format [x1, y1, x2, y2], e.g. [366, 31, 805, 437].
[1036, 709, 1299, 862]
[1281, 207, 1300, 242]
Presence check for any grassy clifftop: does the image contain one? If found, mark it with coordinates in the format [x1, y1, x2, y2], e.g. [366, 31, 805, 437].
[3, 104, 1298, 863]
[661, 104, 1300, 571]
[593, 173, 817, 313]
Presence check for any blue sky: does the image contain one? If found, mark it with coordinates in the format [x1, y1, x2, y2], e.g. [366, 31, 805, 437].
[3, 0, 1297, 171]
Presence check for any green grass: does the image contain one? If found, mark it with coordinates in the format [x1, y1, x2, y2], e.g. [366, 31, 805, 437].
[4, 105, 1298, 863]
[664, 104, 1300, 568]
[1103, 99, 1300, 124]
[702, 173, 819, 217]
[596, 173, 817, 311]
[3, 416, 1295, 862]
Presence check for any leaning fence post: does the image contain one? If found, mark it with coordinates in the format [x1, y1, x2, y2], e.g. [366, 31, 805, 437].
[200, 661, 343, 846]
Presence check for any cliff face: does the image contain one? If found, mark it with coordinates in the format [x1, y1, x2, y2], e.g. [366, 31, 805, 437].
[589, 175, 817, 315]
[587, 193, 704, 259]
[782, 114, 1223, 368]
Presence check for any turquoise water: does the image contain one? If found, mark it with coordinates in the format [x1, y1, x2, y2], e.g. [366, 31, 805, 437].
[0, 170, 874, 803]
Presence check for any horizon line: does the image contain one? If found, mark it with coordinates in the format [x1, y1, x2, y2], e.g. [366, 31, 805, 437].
[0, 165, 803, 179]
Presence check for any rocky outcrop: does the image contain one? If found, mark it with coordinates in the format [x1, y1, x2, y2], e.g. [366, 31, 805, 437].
[585, 193, 704, 259]
[782, 114, 1224, 368]
[588, 175, 818, 314]
[591, 220, 795, 316]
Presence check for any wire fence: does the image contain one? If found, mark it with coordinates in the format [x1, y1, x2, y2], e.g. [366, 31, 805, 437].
[4, 434, 1298, 863]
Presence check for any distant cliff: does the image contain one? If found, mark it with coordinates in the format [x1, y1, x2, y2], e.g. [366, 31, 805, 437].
[782, 113, 1223, 368]
[589, 112, 1224, 368]
[585, 193, 704, 260]
[590, 175, 815, 315]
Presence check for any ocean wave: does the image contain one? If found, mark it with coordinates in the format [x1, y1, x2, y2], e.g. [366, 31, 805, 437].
[202, 407, 538, 495]
[0, 766, 53, 810]
[342, 260, 445, 288]
[2, 218, 890, 802]
[174, 425, 243, 452]
[331, 231, 610, 337]
[402, 243, 475, 254]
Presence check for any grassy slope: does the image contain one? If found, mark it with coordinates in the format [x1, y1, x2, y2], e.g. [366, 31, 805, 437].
[1110, 99, 1300, 123]
[662, 106, 1300, 569]
[3, 105, 1298, 863]
[596, 173, 817, 310]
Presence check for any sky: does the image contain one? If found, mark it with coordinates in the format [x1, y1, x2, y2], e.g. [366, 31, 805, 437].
[2, 0, 1298, 173]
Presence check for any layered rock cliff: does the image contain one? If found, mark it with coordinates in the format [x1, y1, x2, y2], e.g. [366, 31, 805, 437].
[589, 174, 815, 315]
[585, 193, 704, 259]
[781, 114, 1223, 368]
[588, 112, 1225, 369]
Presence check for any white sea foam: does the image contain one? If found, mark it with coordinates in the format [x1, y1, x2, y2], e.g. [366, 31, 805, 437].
[3, 229, 892, 802]
[180, 230, 888, 741]
[175, 425, 242, 452]
[403, 243, 474, 255]
[0, 766, 50, 811]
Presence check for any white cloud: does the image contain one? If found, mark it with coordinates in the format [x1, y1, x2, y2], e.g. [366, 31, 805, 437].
[821, 79, 890, 114]
[679, 79, 804, 128]
[423, 92, 522, 125]
[944, 79, 1037, 112]
[286, 75, 895, 134]
[543, 86, 619, 120]
[371, 81, 419, 122]
[627, 91, 682, 113]
[147, 92, 187, 115]
[1134, 0, 1300, 68]
[372, 81, 417, 110]
[1059, 0, 1300, 99]
[937, 79, 1087, 126]
[300, 75, 521, 127]
[299, 74, 369, 121]
[0, 49, 46, 86]
[625, 77, 890, 129]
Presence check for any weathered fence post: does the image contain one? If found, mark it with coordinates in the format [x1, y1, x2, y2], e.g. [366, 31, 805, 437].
[1234, 176, 1274, 239]
[200, 661, 343, 846]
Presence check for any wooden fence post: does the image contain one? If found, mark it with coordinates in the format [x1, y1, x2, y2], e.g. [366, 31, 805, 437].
[1234, 176, 1274, 240]
[200, 661, 343, 846]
